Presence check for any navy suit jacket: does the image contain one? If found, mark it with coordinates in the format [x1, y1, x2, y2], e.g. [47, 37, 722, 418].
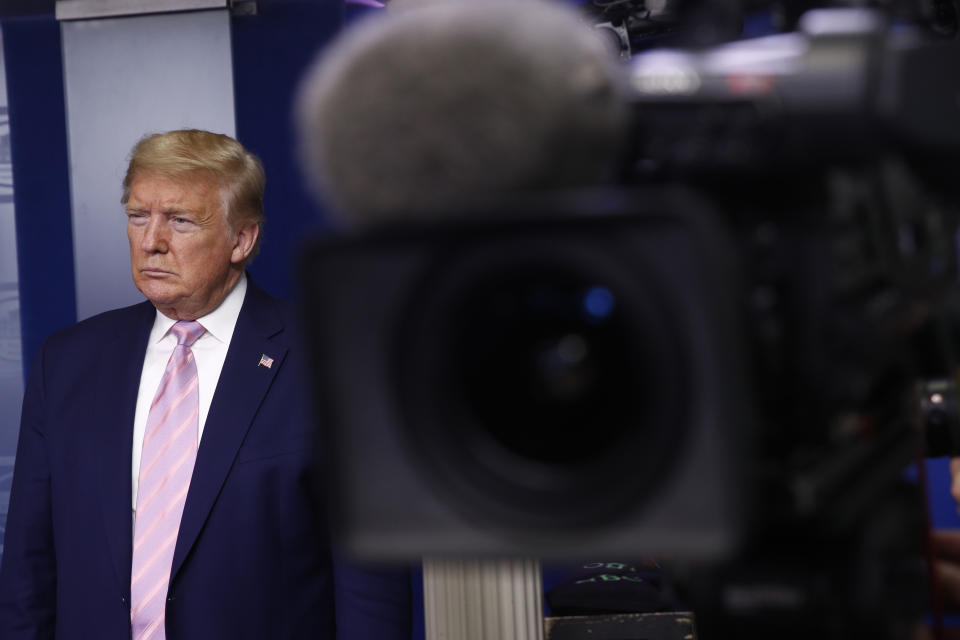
[0, 277, 412, 639]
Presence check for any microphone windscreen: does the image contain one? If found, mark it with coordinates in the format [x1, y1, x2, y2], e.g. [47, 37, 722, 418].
[295, 0, 629, 229]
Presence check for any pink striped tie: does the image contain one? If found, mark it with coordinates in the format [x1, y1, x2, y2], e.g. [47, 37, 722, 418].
[131, 320, 205, 640]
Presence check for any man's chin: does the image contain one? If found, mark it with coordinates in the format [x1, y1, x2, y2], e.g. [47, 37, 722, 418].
[134, 281, 181, 307]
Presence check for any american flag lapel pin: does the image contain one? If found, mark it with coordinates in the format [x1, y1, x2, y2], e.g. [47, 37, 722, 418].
[258, 354, 274, 369]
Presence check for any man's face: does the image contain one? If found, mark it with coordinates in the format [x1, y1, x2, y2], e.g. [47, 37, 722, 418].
[126, 172, 258, 320]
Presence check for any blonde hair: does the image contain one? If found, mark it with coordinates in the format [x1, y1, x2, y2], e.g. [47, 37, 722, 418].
[122, 129, 266, 260]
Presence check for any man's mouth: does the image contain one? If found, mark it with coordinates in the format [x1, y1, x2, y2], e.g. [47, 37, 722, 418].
[140, 267, 174, 276]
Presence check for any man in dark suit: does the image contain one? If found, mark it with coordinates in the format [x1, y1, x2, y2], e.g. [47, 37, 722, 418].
[0, 129, 412, 639]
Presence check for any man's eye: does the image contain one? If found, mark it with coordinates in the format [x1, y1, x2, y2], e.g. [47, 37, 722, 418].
[127, 212, 148, 225]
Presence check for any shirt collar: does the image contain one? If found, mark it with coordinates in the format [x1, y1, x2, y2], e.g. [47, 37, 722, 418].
[148, 273, 248, 345]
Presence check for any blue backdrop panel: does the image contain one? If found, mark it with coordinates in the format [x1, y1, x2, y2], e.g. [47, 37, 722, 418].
[3, 16, 75, 376]
[231, 0, 341, 299]
[928, 457, 960, 529]
[0, 13, 74, 562]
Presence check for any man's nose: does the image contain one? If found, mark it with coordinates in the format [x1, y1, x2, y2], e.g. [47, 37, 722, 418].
[140, 214, 168, 253]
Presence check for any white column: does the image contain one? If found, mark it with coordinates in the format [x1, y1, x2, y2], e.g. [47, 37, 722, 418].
[423, 557, 544, 640]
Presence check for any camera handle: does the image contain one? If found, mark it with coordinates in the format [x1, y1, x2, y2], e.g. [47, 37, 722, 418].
[423, 556, 545, 640]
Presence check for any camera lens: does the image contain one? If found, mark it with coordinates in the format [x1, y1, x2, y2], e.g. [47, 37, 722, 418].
[397, 239, 687, 527]
[452, 275, 643, 466]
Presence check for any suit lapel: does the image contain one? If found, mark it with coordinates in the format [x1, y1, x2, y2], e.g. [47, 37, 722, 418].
[170, 280, 288, 579]
[97, 302, 155, 600]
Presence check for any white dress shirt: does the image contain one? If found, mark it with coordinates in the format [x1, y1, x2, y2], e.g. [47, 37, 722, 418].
[131, 274, 247, 510]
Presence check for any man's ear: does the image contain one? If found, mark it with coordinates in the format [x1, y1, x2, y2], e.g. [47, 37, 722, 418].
[231, 220, 260, 265]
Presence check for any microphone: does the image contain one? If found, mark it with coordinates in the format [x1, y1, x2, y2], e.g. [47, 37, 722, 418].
[294, 0, 629, 228]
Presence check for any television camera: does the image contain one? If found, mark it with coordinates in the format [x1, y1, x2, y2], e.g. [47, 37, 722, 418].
[298, 3, 960, 638]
